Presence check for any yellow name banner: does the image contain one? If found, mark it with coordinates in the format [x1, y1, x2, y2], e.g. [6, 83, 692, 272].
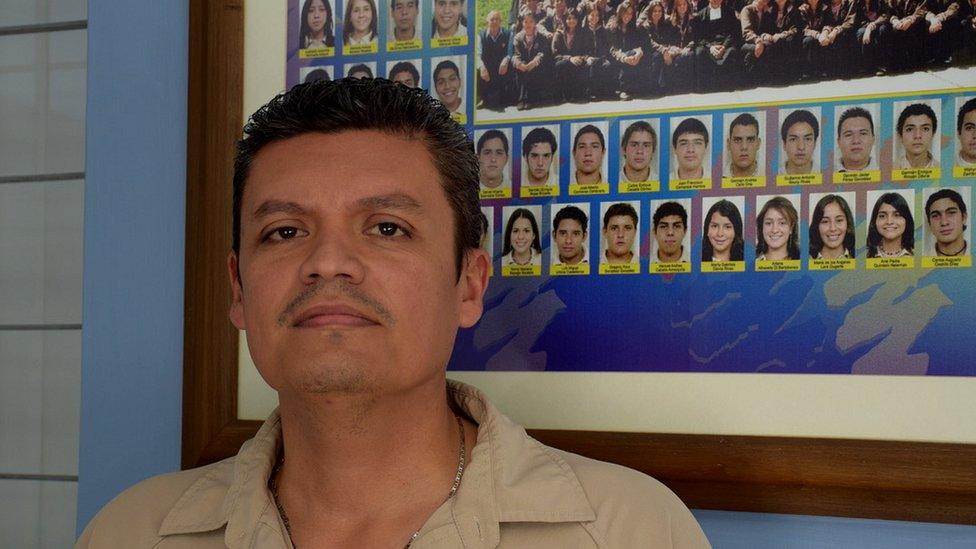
[953, 166, 976, 179]
[431, 35, 467, 48]
[345, 42, 378, 55]
[809, 257, 856, 270]
[866, 257, 915, 269]
[669, 177, 710, 191]
[650, 261, 691, 274]
[550, 263, 590, 275]
[502, 264, 541, 277]
[479, 187, 511, 200]
[833, 170, 881, 184]
[299, 46, 335, 58]
[386, 38, 422, 52]
[521, 184, 559, 198]
[892, 167, 940, 181]
[701, 260, 745, 273]
[450, 112, 467, 124]
[569, 182, 610, 195]
[721, 176, 765, 189]
[755, 259, 801, 271]
[618, 180, 660, 193]
[599, 262, 640, 274]
[776, 172, 823, 186]
[921, 255, 972, 268]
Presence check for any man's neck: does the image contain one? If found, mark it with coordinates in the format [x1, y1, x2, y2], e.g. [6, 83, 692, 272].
[527, 173, 548, 186]
[961, 148, 976, 164]
[481, 173, 503, 188]
[624, 164, 650, 182]
[657, 246, 683, 262]
[575, 169, 602, 184]
[394, 26, 416, 41]
[605, 249, 633, 263]
[488, 27, 501, 38]
[936, 238, 967, 256]
[841, 156, 870, 171]
[560, 250, 584, 264]
[905, 149, 931, 168]
[785, 160, 812, 174]
[731, 162, 757, 177]
[677, 166, 703, 179]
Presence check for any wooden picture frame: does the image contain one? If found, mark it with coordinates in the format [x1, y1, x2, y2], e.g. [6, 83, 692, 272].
[182, 0, 976, 525]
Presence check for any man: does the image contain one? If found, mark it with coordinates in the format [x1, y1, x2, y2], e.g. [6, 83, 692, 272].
[512, 11, 552, 110]
[740, 0, 802, 85]
[389, 0, 419, 42]
[895, 103, 938, 169]
[388, 60, 420, 87]
[621, 121, 658, 183]
[836, 106, 877, 171]
[477, 129, 510, 189]
[692, 0, 741, 92]
[958, 97, 976, 166]
[725, 113, 761, 177]
[603, 202, 639, 264]
[780, 109, 819, 174]
[573, 124, 606, 184]
[433, 0, 466, 38]
[671, 117, 709, 180]
[522, 126, 558, 185]
[76, 79, 708, 547]
[542, 0, 569, 32]
[652, 201, 689, 263]
[433, 59, 463, 114]
[887, 0, 929, 70]
[477, 10, 512, 110]
[926, 188, 969, 256]
[553, 205, 589, 264]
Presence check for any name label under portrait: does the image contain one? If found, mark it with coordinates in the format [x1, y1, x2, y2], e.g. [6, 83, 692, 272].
[502, 264, 541, 277]
[721, 176, 765, 189]
[921, 256, 973, 269]
[650, 261, 691, 274]
[618, 180, 660, 193]
[701, 261, 745, 273]
[669, 177, 710, 191]
[866, 257, 915, 269]
[569, 182, 610, 195]
[599, 263, 640, 274]
[892, 168, 940, 181]
[809, 258, 856, 270]
[755, 259, 801, 272]
[520, 184, 559, 198]
[776, 173, 823, 186]
[550, 263, 590, 276]
[833, 170, 881, 184]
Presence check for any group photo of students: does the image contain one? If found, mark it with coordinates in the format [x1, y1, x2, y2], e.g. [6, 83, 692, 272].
[476, 0, 976, 112]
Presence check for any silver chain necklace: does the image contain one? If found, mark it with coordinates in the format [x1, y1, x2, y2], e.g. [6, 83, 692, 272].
[269, 415, 467, 548]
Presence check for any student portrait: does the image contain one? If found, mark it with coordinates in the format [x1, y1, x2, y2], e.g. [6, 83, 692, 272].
[298, 0, 336, 52]
[550, 203, 590, 265]
[520, 125, 559, 187]
[300, 65, 334, 83]
[670, 116, 711, 180]
[501, 206, 543, 266]
[866, 189, 915, 258]
[345, 61, 376, 79]
[923, 187, 970, 257]
[808, 192, 856, 259]
[893, 99, 941, 170]
[834, 104, 880, 172]
[955, 96, 976, 168]
[387, 59, 422, 88]
[343, 0, 379, 48]
[755, 195, 801, 261]
[571, 122, 609, 185]
[700, 196, 745, 262]
[650, 199, 691, 264]
[619, 119, 660, 183]
[388, 0, 421, 43]
[600, 201, 640, 265]
[431, 56, 466, 117]
[779, 107, 822, 175]
[723, 112, 765, 178]
[432, 0, 467, 39]
[475, 128, 512, 191]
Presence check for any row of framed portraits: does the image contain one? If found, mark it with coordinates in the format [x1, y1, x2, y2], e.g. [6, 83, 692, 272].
[481, 186, 973, 277]
[476, 96, 976, 200]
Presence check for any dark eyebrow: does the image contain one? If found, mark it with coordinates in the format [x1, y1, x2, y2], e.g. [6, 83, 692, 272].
[357, 193, 423, 212]
[253, 200, 308, 219]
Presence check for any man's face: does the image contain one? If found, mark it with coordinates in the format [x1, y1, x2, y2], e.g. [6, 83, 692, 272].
[435, 0, 462, 32]
[523, 13, 537, 34]
[604, 214, 636, 257]
[927, 197, 965, 245]
[434, 68, 461, 107]
[392, 0, 418, 33]
[391, 69, 417, 88]
[674, 131, 707, 173]
[784, 121, 816, 167]
[624, 129, 655, 172]
[727, 124, 759, 170]
[229, 130, 485, 397]
[960, 110, 976, 161]
[487, 11, 501, 32]
[654, 214, 685, 257]
[838, 116, 874, 167]
[706, 212, 734, 256]
[574, 132, 604, 176]
[900, 114, 934, 156]
[526, 142, 554, 182]
[478, 137, 508, 182]
[555, 218, 586, 261]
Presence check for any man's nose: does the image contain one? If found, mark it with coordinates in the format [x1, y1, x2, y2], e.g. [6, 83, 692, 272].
[299, 231, 366, 285]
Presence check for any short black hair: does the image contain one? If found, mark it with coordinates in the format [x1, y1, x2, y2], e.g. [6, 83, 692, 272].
[553, 205, 588, 233]
[233, 78, 480, 279]
[653, 201, 687, 228]
[958, 98, 976, 135]
[621, 120, 657, 152]
[603, 202, 638, 229]
[837, 106, 874, 138]
[390, 0, 415, 11]
[728, 112, 759, 135]
[388, 60, 420, 85]
[896, 103, 937, 135]
[347, 63, 374, 78]
[522, 127, 558, 158]
[573, 124, 605, 150]
[433, 59, 460, 82]
[477, 129, 509, 155]
[672, 117, 708, 148]
[925, 188, 968, 219]
[781, 109, 819, 142]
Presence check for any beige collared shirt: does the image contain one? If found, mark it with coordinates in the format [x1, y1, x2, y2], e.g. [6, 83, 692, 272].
[77, 381, 710, 548]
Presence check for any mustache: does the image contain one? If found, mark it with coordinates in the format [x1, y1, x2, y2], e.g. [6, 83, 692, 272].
[277, 280, 395, 327]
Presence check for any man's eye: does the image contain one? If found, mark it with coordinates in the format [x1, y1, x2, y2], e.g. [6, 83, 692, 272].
[370, 222, 411, 238]
[264, 227, 306, 242]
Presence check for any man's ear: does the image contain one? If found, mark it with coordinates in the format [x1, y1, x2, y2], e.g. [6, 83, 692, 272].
[457, 248, 490, 329]
[228, 252, 246, 330]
